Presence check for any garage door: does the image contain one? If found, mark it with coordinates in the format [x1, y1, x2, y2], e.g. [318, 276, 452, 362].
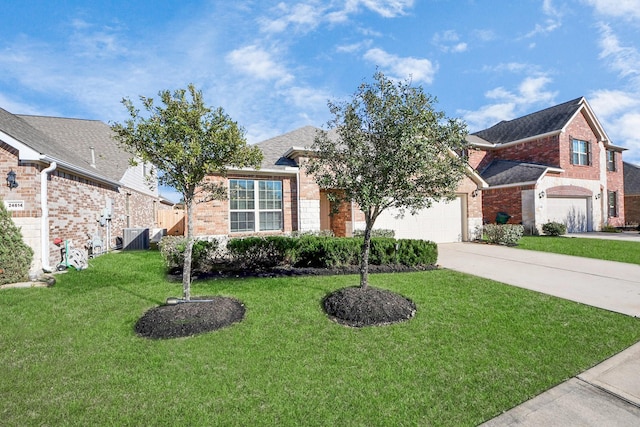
[546, 197, 590, 232]
[375, 197, 464, 243]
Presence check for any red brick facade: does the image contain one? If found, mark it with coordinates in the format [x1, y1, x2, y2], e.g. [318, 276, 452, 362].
[1, 144, 160, 273]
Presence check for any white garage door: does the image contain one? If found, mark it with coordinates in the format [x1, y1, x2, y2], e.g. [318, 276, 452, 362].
[375, 197, 463, 243]
[547, 197, 590, 232]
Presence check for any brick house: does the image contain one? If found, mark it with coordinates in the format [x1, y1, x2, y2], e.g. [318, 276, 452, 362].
[467, 97, 626, 233]
[192, 126, 487, 243]
[0, 107, 162, 276]
[623, 161, 640, 226]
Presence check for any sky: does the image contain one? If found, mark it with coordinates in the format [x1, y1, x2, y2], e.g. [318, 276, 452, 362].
[1, 0, 639, 202]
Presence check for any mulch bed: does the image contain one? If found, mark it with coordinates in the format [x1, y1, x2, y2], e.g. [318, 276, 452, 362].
[138, 264, 431, 339]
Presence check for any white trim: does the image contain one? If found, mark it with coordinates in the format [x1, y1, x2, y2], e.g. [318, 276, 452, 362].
[0, 130, 42, 159]
[226, 166, 299, 175]
[486, 181, 539, 190]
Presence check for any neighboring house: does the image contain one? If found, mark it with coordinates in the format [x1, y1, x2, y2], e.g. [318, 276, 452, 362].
[0, 107, 162, 275]
[623, 161, 640, 225]
[467, 97, 626, 233]
[192, 126, 487, 243]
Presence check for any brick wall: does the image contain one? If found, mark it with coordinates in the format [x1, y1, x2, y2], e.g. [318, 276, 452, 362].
[559, 112, 601, 180]
[625, 195, 640, 225]
[192, 173, 299, 236]
[606, 151, 625, 226]
[482, 185, 534, 225]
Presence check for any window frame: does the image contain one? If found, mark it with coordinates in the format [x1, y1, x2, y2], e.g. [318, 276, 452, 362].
[608, 190, 618, 218]
[570, 138, 591, 166]
[229, 178, 283, 233]
[607, 150, 616, 172]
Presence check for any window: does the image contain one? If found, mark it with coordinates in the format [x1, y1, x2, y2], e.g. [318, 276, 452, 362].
[229, 179, 282, 232]
[571, 139, 590, 166]
[608, 190, 618, 217]
[607, 150, 616, 171]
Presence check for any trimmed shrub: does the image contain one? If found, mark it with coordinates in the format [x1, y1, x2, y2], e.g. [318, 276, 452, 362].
[484, 224, 524, 246]
[227, 236, 297, 269]
[0, 197, 34, 285]
[602, 224, 621, 233]
[542, 222, 567, 236]
[396, 239, 438, 266]
[158, 236, 219, 271]
[294, 236, 361, 268]
[353, 229, 396, 238]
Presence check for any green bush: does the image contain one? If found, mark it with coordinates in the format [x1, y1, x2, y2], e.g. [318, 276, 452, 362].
[227, 236, 297, 269]
[0, 197, 34, 285]
[158, 236, 218, 271]
[484, 224, 525, 246]
[542, 222, 567, 236]
[602, 224, 621, 233]
[353, 229, 396, 238]
[294, 236, 361, 268]
[396, 239, 438, 266]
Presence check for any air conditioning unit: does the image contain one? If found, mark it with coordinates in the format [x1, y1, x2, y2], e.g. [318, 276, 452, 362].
[122, 228, 150, 250]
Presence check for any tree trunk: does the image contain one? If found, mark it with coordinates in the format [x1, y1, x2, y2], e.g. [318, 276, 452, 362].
[359, 225, 372, 289]
[182, 198, 194, 301]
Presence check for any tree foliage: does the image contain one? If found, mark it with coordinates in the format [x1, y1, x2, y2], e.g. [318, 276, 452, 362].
[306, 71, 469, 288]
[111, 84, 262, 300]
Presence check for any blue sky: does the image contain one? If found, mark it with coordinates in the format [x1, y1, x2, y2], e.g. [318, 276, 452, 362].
[1, 0, 640, 201]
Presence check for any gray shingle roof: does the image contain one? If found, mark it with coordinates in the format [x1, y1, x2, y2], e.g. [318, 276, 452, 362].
[0, 106, 130, 184]
[17, 114, 130, 183]
[472, 97, 583, 144]
[480, 160, 548, 186]
[255, 125, 338, 170]
[624, 162, 640, 195]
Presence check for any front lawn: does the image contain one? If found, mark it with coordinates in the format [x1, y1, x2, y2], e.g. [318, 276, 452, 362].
[2, 250, 639, 426]
[518, 236, 640, 265]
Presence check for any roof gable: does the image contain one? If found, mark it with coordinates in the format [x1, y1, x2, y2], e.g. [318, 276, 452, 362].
[472, 97, 584, 145]
[254, 125, 324, 169]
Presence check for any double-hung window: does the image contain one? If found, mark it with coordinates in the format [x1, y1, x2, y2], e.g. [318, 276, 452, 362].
[607, 150, 616, 171]
[608, 190, 618, 218]
[571, 139, 590, 166]
[229, 179, 283, 232]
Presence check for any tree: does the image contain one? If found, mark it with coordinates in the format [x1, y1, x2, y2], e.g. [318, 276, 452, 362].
[306, 71, 469, 288]
[111, 85, 263, 301]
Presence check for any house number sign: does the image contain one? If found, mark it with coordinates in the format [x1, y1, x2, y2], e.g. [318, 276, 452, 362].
[4, 200, 25, 211]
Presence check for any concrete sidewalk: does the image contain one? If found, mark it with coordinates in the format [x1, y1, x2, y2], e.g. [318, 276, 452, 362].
[437, 243, 640, 426]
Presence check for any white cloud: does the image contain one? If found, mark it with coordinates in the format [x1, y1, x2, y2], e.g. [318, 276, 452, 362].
[432, 30, 468, 53]
[523, 0, 562, 38]
[226, 45, 293, 84]
[262, 0, 415, 33]
[363, 48, 438, 84]
[583, 0, 640, 20]
[597, 23, 640, 85]
[459, 74, 557, 131]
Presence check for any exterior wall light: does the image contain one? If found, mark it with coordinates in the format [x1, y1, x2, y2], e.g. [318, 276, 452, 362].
[471, 189, 480, 198]
[6, 170, 18, 189]
[595, 193, 601, 200]
[538, 191, 545, 199]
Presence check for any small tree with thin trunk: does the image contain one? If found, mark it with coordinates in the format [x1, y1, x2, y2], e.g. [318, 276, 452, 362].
[111, 85, 262, 301]
[306, 71, 469, 288]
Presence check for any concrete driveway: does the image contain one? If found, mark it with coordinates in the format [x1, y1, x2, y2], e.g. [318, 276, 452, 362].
[437, 241, 640, 426]
[438, 242, 640, 317]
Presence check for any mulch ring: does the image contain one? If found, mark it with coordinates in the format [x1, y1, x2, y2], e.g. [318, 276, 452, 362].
[323, 286, 417, 328]
[135, 296, 245, 339]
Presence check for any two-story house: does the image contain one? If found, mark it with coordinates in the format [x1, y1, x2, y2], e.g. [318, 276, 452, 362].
[467, 97, 626, 233]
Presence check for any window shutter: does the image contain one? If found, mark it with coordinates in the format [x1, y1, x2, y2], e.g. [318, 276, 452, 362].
[587, 141, 592, 166]
[569, 139, 574, 165]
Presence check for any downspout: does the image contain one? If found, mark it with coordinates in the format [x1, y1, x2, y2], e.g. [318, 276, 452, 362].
[296, 170, 301, 232]
[41, 162, 57, 272]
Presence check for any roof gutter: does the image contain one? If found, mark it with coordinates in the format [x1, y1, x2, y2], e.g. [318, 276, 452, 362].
[470, 129, 563, 150]
[39, 155, 121, 187]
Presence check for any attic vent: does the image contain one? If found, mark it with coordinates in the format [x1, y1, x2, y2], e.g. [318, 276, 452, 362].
[90, 147, 96, 168]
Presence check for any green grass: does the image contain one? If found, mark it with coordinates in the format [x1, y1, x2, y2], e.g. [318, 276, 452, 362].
[518, 236, 640, 265]
[2, 251, 640, 426]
